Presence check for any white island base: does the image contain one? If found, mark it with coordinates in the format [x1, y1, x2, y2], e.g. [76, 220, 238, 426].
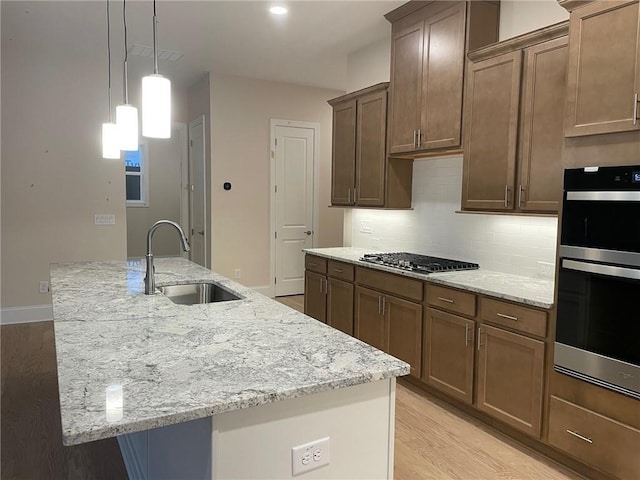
[118, 378, 397, 479]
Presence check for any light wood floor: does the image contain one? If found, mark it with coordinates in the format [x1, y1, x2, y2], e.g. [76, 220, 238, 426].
[1, 296, 583, 479]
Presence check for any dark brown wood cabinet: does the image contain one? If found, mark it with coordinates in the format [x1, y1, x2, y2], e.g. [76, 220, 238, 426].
[477, 324, 545, 438]
[423, 308, 475, 404]
[304, 256, 354, 335]
[328, 83, 413, 208]
[564, 0, 640, 137]
[386, 1, 499, 157]
[463, 24, 569, 213]
[355, 268, 423, 378]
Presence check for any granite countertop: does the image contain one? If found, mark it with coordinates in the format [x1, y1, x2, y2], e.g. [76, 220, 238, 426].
[50, 257, 409, 446]
[304, 247, 555, 309]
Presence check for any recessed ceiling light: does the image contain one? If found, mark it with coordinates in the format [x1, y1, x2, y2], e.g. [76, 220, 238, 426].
[270, 6, 288, 15]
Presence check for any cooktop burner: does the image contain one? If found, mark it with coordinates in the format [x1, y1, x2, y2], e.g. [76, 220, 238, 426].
[360, 252, 479, 274]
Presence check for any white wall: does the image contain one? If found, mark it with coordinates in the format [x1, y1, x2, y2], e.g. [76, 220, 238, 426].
[499, 0, 568, 40]
[1, 2, 128, 308]
[345, 0, 568, 278]
[208, 73, 344, 289]
[346, 36, 391, 93]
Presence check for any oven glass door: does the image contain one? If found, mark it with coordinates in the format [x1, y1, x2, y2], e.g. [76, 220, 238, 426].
[557, 261, 640, 366]
[560, 198, 640, 253]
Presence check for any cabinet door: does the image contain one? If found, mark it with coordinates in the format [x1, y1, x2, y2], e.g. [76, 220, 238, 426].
[477, 324, 545, 438]
[355, 90, 387, 207]
[420, 2, 466, 150]
[565, 1, 640, 137]
[327, 278, 354, 336]
[354, 286, 385, 351]
[518, 36, 568, 213]
[462, 51, 522, 211]
[388, 20, 424, 154]
[386, 295, 423, 378]
[304, 271, 326, 323]
[331, 99, 356, 205]
[423, 308, 475, 404]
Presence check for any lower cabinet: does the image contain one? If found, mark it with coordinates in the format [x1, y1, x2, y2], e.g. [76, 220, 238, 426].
[423, 308, 475, 404]
[548, 395, 640, 480]
[355, 286, 423, 378]
[304, 270, 326, 323]
[327, 278, 354, 336]
[476, 324, 545, 438]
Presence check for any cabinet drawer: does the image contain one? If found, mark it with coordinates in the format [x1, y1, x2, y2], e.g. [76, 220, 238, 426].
[426, 284, 476, 317]
[356, 267, 423, 302]
[480, 297, 547, 337]
[327, 260, 354, 282]
[548, 396, 640, 480]
[305, 255, 327, 274]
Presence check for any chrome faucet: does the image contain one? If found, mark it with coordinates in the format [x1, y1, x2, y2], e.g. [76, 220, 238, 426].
[145, 220, 191, 295]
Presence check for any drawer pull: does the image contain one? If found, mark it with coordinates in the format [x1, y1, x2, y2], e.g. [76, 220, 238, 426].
[465, 324, 470, 347]
[566, 429, 593, 444]
[309, 262, 317, 267]
[333, 269, 343, 274]
[497, 312, 518, 322]
[437, 297, 455, 304]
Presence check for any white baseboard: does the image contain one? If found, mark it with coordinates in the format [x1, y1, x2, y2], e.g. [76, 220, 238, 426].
[251, 285, 274, 298]
[1, 305, 53, 325]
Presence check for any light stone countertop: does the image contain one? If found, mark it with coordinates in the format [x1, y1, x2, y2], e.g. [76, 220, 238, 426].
[304, 247, 555, 309]
[50, 257, 409, 446]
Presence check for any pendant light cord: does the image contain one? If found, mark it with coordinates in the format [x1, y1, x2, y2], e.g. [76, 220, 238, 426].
[153, 0, 159, 74]
[122, 0, 129, 104]
[106, 0, 112, 122]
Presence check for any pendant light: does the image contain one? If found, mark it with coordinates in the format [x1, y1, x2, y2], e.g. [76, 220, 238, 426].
[116, 0, 139, 151]
[141, 0, 171, 138]
[102, 0, 119, 159]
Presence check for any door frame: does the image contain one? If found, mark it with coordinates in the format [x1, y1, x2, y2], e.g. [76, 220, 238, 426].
[176, 122, 189, 259]
[188, 115, 208, 267]
[269, 119, 320, 298]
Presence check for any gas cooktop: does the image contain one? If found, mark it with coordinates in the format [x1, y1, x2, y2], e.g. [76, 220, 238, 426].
[360, 252, 479, 274]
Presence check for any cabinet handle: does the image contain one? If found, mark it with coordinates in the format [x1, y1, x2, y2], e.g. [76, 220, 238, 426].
[477, 328, 484, 351]
[333, 269, 343, 274]
[465, 324, 470, 347]
[417, 129, 422, 148]
[504, 185, 509, 208]
[497, 312, 519, 322]
[309, 262, 317, 267]
[414, 130, 419, 148]
[382, 297, 387, 314]
[437, 297, 454, 304]
[378, 295, 382, 315]
[634, 93, 639, 126]
[347, 188, 351, 204]
[566, 430, 593, 444]
[518, 185, 524, 208]
[353, 188, 357, 203]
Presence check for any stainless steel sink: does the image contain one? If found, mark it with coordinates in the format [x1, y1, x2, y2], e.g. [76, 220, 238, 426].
[158, 282, 241, 305]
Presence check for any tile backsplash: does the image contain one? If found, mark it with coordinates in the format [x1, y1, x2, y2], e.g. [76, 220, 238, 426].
[349, 155, 559, 279]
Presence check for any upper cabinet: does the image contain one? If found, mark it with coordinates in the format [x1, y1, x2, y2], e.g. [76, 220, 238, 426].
[385, 1, 500, 158]
[563, 0, 640, 137]
[462, 24, 569, 213]
[328, 83, 413, 208]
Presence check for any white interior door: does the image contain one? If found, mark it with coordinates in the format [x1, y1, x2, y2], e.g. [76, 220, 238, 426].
[274, 124, 316, 296]
[189, 116, 207, 267]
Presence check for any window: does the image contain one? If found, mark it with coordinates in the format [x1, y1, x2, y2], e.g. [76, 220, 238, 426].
[125, 144, 148, 207]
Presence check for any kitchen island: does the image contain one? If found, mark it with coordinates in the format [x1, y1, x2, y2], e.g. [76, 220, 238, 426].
[50, 257, 409, 479]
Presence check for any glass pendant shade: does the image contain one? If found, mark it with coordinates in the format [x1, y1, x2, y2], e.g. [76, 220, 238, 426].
[142, 74, 171, 138]
[102, 122, 120, 159]
[116, 104, 139, 151]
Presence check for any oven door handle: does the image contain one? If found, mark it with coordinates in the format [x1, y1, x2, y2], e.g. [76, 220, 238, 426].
[562, 259, 640, 280]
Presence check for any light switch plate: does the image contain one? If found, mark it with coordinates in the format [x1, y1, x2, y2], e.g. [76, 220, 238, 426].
[95, 214, 116, 225]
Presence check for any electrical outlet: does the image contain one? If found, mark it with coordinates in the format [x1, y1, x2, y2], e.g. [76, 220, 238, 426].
[39, 281, 49, 294]
[94, 214, 116, 225]
[359, 220, 373, 234]
[234, 269, 241, 279]
[291, 437, 330, 476]
[537, 261, 555, 278]
[371, 237, 381, 249]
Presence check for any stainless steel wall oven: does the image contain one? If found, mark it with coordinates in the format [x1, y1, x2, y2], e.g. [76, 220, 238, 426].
[555, 165, 640, 399]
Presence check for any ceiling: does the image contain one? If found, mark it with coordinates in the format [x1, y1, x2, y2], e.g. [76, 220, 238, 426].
[2, 1, 405, 91]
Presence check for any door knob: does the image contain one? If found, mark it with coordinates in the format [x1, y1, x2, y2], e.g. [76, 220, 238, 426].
[197, 230, 205, 236]
[304, 230, 312, 235]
